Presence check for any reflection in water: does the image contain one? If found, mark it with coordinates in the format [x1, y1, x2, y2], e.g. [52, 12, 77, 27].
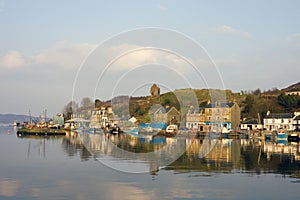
[0, 179, 19, 197]
[1, 126, 300, 200]
[62, 132, 300, 178]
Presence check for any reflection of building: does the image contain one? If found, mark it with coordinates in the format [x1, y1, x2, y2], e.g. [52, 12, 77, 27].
[186, 101, 240, 132]
[293, 115, 300, 131]
[153, 106, 180, 125]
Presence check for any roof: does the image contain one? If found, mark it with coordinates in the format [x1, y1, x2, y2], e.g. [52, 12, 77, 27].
[154, 106, 179, 114]
[294, 115, 300, 120]
[242, 119, 261, 124]
[264, 113, 294, 119]
[206, 102, 235, 108]
[65, 118, 90, 123]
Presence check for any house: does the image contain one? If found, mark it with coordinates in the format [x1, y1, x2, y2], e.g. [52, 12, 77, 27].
[293, 115, 300, 131]
[263, 112, 295, 131]
[185, 101, 241, 132]
[153, 106, 180, 125]
[285, 90, 300, 96]
[240, 119, 263, 131]
[90, 106, 114, 128]
[186, 107, 205, 129]
[200, 101, 241, 132]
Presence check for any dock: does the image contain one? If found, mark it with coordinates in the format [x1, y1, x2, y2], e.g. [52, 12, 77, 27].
[17, 128, 67, 136]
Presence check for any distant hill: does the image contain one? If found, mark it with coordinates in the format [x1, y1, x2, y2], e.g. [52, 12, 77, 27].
[0, 114, 39, 125]
[282, 82, 300, 92]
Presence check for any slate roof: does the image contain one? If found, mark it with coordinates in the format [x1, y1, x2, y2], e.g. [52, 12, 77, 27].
[242, 119, 261, 124]
[264, 113, 294, 119]
[206, 102, 235, 108]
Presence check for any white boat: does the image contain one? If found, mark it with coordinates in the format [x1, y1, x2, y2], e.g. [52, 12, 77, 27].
[166, 124, 178, 136]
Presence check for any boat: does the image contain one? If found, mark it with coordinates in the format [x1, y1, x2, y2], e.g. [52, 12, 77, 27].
[165, 124, 178, 136]
[221, 126, 231, 139]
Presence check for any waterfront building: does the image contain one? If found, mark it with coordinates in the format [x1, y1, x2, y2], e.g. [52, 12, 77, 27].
[263, 112, 295, 131]
[90, 106, 115, 128]
[185, 101, 241, 132]
[152, 106, 180, 125]
[201, 102, 241, 132]
[240, 119, 263, 131]
[52, 113, 64, 126]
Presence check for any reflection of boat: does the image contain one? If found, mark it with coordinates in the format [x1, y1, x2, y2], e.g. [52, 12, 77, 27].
[109, 126, 121, 135]
[277, 139, 287, 145]
[288, 133, 300, 142]
[123, 128, 139, 136]
[277, 131, 287, 140]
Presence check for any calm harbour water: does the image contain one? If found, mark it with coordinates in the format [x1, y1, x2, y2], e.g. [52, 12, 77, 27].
[0, 126, 300, 200]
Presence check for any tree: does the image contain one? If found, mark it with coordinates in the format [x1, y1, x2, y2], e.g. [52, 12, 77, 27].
[297, 98, 300, 108]
[277, 93, 297, 111]
[80, 97, 94, 110]
[253, 88, 261, 95]
[63, 101, 78, 120]
[95, 99, 102, 108]
[243, 95, 254, 114]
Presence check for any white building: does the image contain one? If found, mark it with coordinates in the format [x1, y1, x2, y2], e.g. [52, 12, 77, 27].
[263, 113, 295, 131]
[293, 115, 300, 131]
[186, 112, 203, 129]
[240, 119, 263, 131]
[285, 90, 300, 96]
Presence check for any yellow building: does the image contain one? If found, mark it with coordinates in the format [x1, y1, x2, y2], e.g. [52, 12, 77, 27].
[186, 101, 241, 132]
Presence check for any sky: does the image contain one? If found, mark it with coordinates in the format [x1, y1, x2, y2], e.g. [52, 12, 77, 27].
[0, 0, 300, 116]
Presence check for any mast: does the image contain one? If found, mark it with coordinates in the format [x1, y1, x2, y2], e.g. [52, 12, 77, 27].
[29, 109, 32, 124]
[44, 109, 47, 123]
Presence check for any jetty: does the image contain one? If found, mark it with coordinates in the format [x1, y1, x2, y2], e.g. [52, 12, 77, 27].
[17, 127, 67, 136]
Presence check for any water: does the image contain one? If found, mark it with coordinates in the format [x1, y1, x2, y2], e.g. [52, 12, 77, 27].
[0, 126, 300, 200]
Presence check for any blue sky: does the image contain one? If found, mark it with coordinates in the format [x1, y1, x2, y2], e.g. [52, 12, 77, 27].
[0, 0, 300, 116]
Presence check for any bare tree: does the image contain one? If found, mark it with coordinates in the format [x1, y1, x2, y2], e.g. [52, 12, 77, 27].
[63, 101, 78, 120]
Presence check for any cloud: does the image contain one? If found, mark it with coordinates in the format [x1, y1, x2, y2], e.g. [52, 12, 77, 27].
[0, 51, 27, 69]
[33, 41, 96, 69]
[215, 25, 252, 39]
[0, 41, 96, 70]
[105, 43, 198, 75]
[157, 4, 167, 11]
[287, 33, 300, 41]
